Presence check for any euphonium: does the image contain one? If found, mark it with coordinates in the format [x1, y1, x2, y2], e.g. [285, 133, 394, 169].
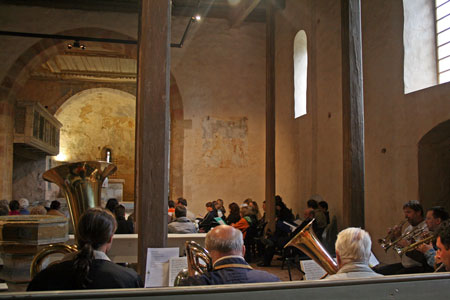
[174, 241, 212, 286]
[30, 161, 117, 277]
[284, 219, 338, 275]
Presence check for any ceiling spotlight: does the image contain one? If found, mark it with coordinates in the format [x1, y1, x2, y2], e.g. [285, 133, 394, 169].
[195, 14, 201, 21]
[67, 40, 86, 50]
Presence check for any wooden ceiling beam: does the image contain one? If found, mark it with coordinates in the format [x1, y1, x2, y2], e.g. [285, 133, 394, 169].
[229, 0, 262, 28]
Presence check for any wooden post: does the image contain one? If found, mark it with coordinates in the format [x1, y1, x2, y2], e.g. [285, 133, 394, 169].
[341, 0, 365, 228]
[136, 0, 171, 277]
[265, 0, 276, 232]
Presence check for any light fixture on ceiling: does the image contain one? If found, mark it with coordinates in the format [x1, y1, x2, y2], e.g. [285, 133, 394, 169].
[67, 40, 86, 50]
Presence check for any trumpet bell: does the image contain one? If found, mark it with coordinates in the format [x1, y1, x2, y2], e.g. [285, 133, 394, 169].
[284, 219, 338, 275]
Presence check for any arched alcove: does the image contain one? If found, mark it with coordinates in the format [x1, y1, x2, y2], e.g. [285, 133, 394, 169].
[418, 119, 450, 212]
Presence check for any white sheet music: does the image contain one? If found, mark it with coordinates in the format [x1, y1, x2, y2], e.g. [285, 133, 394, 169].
[145, 247, 179, 287]
[300, 259, 327, 280]
[369, 251, 379, 267]
[168, 256, 188, 286]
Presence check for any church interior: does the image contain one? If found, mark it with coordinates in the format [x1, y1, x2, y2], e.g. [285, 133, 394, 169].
[0, 0, 449, 296]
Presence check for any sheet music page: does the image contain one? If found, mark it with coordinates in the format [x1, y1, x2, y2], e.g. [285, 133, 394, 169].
[300, 260, 327, 280]
[0, 283, 7, 291]
[145, 247, 179, 287]
[369, 251, 380, 267]
[168, 256, 188, 286]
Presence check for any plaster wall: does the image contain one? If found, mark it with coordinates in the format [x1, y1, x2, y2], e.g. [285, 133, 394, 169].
[274, 0, 344, 223]
[362, 0, 450, 263]
[171, 18, 268, 216]
[12, 155, 46, 202]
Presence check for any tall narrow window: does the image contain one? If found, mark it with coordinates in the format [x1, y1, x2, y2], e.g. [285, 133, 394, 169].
[293, 30, 308, 118]
[436, 0, 450, 83]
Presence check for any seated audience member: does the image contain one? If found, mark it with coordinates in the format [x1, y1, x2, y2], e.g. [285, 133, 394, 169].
[168, 200, 176, 223]
[259, 197, 294, 267]
[178, 225, 280, 285]
[232, 206, 256, 239]
[226, 202, 241, 225]
[8, 200, 20, 215]
[19, 198, 30, 215]
[216, 199, 226, 218]
[199, 202, 219, 232]
[105, 198, 119, 214]
[374, 200, 430, 275]
[44, 200, 51, 212]
[319, 200, 330, 225]
[168, 206, 197, 233]
[115, 205, 134, 234]
[27, 208, 142, 291]
[0, 199, 9, 216]
[177, 197, 196, 221]
[250, 201, 262, 220]
[436, 222, 450, 271]
[325, 227, 382, 280]
[417, 206, 449, 269]
[47, 200, 65, 217]
[307, 199, 327, 238]
[30, 205, 47, 215]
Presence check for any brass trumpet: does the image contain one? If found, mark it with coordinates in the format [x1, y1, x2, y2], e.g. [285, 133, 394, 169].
[378, 219, 407, 252]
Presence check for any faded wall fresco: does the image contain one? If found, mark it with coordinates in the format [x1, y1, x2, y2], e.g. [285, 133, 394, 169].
[202, 116, 248, 168]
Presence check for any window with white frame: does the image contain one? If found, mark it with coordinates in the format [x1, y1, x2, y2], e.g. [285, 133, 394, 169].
[436, 0, 450, 83]
[293, 30, 308, 118]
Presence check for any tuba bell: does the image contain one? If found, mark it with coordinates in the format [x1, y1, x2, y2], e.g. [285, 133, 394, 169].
[173, 241, 212, 286]
[284, 219, 338, 275]
[30, 161, 117, 277]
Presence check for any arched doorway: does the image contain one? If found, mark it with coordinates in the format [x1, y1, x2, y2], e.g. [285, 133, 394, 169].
[418, 119, 450, 212]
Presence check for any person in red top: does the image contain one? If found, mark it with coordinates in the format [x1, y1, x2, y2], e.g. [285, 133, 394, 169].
[232, 206, 256, 239]
[8, 200, 20, 215]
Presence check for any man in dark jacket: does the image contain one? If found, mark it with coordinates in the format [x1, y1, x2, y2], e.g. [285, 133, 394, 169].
[178, 225, 280, 285]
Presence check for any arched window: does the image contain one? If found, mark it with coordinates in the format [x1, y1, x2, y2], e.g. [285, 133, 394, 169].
[293, 30, 308, 118]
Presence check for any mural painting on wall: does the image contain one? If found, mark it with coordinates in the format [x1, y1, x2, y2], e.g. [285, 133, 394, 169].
[201, 116, 248, 168]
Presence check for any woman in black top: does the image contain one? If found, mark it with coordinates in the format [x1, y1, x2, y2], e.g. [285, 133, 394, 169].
[226, 202, 241, 225]
[27, 208, 142, 291]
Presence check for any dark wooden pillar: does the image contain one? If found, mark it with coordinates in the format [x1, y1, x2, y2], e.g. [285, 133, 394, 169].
[136, 0, 171, 276]
[265, 0, 276, 232]
[341, 0, 365, 228]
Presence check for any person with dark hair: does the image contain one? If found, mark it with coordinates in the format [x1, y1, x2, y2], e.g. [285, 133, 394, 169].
[307, 198, 327, 237]
[47, 200, 65, 217]
[168, 200, 176, 223]
[318, 200, 330, 225]
[115, 205, 134, 234]
[374, 200, 430, 275]
[176, 197, 195, 221]
[27, 208, 142, 291]
[178, 225, 280, 285]
[198, 201, 219, 232]
[436, 222, 450, 271]
[8, 200, 20, 215]
[168, 206, 197, 233]
[226, 202, 241, 225]
[417, 206, 449, 269]
[0, 204, 9, 216]
[105, 198, 119, 213]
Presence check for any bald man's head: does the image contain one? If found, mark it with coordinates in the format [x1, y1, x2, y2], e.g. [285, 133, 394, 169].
[205, 225, 244, 258]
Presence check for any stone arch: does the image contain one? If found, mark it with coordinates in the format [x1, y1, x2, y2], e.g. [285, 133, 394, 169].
[0, 27, 185, 203]
[418, 119, 450, 212]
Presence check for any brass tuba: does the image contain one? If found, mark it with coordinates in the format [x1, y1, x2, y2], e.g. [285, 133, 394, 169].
[174, 241, 212, 286]
[284, 219, 338, 275]
[30, 161, 117, 277]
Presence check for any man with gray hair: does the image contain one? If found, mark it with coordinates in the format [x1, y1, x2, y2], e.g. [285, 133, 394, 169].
[179, 225, 280, 285]
[325, 227, 382, 280]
